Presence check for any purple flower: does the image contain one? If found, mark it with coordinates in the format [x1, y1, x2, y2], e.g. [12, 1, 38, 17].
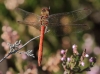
[85, 54, 89, 57]
[67, 57, 70, 62]
[61, 57, 66, 61]
[89, 57, 96, 63]
[80, 62, 85, 66]
[61, 57, 64, 61]
[60, 49, 65, 54]
[72, 44, 77, 49]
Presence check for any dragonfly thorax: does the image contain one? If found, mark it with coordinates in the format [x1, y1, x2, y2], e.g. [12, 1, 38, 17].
[40, 16, 49, 26]
[40, 7, 49, 26]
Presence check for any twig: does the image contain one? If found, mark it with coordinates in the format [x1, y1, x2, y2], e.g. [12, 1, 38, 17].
[17, 50, 35, 58]
[0, 30, 50, 63]
[0, 52, 11, 62]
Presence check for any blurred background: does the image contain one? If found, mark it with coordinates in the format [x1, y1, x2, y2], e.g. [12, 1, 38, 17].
[0, 0, 100, 74]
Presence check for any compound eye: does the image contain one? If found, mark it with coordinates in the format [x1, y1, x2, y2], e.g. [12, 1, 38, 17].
[42, 8, 46, 12]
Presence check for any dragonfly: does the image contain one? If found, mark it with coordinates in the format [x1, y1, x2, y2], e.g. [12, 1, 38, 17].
[16, 7, 91, 66]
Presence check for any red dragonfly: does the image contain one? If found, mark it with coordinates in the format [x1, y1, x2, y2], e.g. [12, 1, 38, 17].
[16, 7, 91, 66]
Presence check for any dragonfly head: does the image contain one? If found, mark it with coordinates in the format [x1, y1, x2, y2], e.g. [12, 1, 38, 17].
[41, 7, 49, 17]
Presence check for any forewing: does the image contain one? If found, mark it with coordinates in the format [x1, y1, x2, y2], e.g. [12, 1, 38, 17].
[16, 8, 41, 30]
[48, 7, 92, 26]
[48, 7, 91, 35]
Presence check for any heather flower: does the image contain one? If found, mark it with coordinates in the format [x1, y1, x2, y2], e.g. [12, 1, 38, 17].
[72, 44, 79, 55]
[0, 71, 3, 74]
[21, 53, 27, 59]
[42, 50, 60, 72]
[60, 49, 65, 54]
[80, 61, 85, 66]
[1, 25, 19, 59]
[23, 63, 38, 74]
[61, 57, 66, 61]
[85, 54, 89, 57]
[6, 71, 13, 74]
[67, 57, 70, 62]
[89, 57, 96, 63]
[61, 44, 96, 74]
[72, 44, 77, 49]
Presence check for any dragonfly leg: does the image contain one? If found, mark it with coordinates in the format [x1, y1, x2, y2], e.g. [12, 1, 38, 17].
[44, 26, 48, 33]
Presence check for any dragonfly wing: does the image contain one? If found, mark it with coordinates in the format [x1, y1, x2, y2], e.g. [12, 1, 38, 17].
[16, 8, 41, 30]
[48, 7, 91, 36]
[16, 8, 32, 18]
[48, 23, 90, 36]
[48, 7, 92, 26]
[16, 8, 40, 19]
[17, 21, 41, 30]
